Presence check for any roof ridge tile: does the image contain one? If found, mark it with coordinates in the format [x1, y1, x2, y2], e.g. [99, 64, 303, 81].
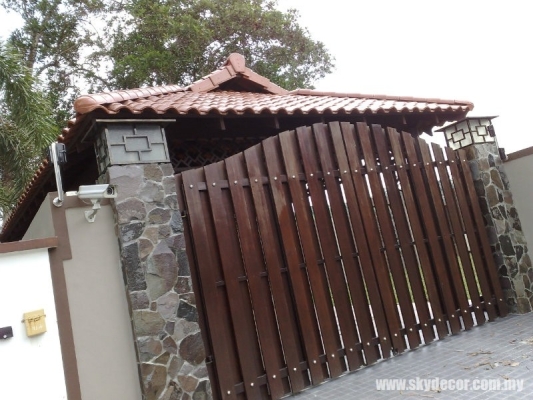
[289, 88, 474, 107]
[225, 53, 246, 73]
[186, 53, 288, 95]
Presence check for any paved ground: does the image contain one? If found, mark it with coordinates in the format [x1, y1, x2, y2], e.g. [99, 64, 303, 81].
[293, 313, 533, 399]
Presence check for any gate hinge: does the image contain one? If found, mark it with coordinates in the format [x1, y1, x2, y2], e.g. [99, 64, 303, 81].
[180, 210, 188, 219]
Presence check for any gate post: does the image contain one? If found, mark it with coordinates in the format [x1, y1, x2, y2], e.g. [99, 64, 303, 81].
[94, 121, 211, 399]
[440, 117, 533, 313]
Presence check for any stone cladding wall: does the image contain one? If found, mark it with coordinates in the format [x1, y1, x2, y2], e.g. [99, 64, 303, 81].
[107, 163, 211, 400]
[465, 143, 533, 313]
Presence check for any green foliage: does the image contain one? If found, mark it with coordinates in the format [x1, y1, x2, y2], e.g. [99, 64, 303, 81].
[0, 0, 333, 219]
[3, 0, 334, 121]
[101, 0, 334, 90]
[0, 41, 57, 219]
[1, 0, 107, 125]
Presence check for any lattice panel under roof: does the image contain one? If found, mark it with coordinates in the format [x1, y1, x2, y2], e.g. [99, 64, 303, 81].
[169, 137, 266, 172]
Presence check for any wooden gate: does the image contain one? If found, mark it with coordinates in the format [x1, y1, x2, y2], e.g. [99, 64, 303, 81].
[176, 121, 508, 399]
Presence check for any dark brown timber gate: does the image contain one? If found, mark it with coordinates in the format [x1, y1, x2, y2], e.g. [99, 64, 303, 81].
[176, 121, 508, 399]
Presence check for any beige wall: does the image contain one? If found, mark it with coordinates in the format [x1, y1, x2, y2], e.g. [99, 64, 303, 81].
[62, 202, 142, 400]
[505, 151, 533, 250]
[23, 198, 55, 240]
[21, 194, 142, 399]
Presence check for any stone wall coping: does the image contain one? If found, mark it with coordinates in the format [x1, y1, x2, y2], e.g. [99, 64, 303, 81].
[0, 236, 59, 254]
[505, 146, 533, 162]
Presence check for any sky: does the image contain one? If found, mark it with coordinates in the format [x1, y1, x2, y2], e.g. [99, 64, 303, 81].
[1, 0, 532, 153]
[277, 0, 532, 153]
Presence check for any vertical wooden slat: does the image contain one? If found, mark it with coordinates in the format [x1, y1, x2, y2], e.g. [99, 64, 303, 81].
[204, 162, 264, 399]
[244, 145, 307, 394]
[387, 130, 448, 339]
[181, 168, 240, 400]
[225, 152, 286, 399]
[417, 139, 475, 331]
[329, 122, 390, 362]
[390, 132, 448, 339]
[295, 125, 359, 370]
[343, 122, 405, 354]
[176, 174, 221, 400]
[383, 127, 436, 344]
[315, 122, 381, 365]
[432, 144, 486, 325]
[359, 125, 420, 349]
[451, 148, 507, 317]
[458, 148, 508, 317]
[401, 132, 459, 335]
[278, 129, 345, 378]
[445, 150, 494, 320]
[263, 135, 328, 385]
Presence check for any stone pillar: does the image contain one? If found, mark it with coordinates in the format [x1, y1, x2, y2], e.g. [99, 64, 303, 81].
[440, 118, 533, 313]
[92, 120, 211, 398]
[108, 163, 211, 400]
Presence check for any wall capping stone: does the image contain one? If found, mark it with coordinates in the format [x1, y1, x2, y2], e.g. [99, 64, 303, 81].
[0, 236, 58, 254]
[505, 145, 533, 162]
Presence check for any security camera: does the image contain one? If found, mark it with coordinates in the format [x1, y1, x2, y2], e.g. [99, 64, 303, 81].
[76, 184, 117, 222]
[77, 184, 117, 200]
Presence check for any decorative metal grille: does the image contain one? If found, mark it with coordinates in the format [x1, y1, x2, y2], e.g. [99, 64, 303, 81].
[94, 120, 173, 175]
[438, 117, 497, 150]
[169, 137, 266, 172]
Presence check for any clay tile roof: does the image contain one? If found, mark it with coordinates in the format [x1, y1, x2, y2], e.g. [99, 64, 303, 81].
[69, 90, 472, 125]
[69, 53, 472, 123]
[0, 53, 474, 242]
[74, 84, 184, 114]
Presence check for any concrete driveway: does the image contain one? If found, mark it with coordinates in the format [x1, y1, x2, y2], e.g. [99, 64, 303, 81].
[294, 313, 533, 399]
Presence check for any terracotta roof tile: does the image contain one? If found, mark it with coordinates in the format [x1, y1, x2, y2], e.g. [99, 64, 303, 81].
[227, 52, 246, 73]
[1, 53, 475, 242]
[289, 89, 474, 107]
[209, 67, 234, 85]
[70, 53, 473, 122]
[56, 90, 474, 148]
[74, 84, 184, 114]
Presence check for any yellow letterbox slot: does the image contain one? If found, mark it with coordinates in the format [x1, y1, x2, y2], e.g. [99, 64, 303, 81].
[22, 309, 47, 337]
